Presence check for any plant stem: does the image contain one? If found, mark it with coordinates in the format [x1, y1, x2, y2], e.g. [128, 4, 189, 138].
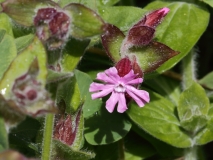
[41, 114, 54, 160]
[182, 49, 197, 90]
[118, 139, 125, 160]
[184, 146, 198, 160]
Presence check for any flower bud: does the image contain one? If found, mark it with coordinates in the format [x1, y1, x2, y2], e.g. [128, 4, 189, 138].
[54, 111, 81, 146]
[115, 57, 143, 78]
[34, 8, 71, 50]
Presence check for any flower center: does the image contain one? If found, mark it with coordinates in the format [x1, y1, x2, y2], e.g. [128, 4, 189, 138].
[114, 83, 126, 93]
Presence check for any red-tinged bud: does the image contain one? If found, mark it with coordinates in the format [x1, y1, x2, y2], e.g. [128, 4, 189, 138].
[115, 57, 143, 78]
[54, 115, 74, 146]
[34, 8, 71, 50]
[34, 8, 57, 26]
[144, 8, 170, 28]
[122, 8, 170, 51]
[49, 12, 70, 39]
[54, 111, 81, 146]
[115, 57, 132, 77]
[134, 8, 170, 29]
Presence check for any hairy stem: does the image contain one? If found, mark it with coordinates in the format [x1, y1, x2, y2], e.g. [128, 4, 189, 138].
[185, 146, 197, 160]
[41, 114, 54, 160]
[182, 49, 197, 90]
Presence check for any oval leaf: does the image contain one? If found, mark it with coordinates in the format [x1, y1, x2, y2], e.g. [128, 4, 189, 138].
[177, 82, 209, 132]
[0, 29, 16, 80]
[127, 89, 192, 148]
[64, 3, 105, 38]
[84, 106, 132, 145]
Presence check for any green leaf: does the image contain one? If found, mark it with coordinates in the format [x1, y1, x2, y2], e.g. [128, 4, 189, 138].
[0, 117, 8, 151]
[57, 77, 81, 113]
[177, 82, 209, 132]
[0, 29, 16, 80]
[195, 104, 213, 145]
[61, 38, 90, 72]
[52, 139, 95, 160]
[145, 1, 210, 74]
[84, 106, 132, 145]
[199, 71, 213, 90]
[60, 0, 119, 10]
[144, 74, 181, 106]
[9, 117, 40, 155]
[74, 70, 103, 118]
[124, 131, 156, 160]
[98, 6, 146, 32]
[202, 0, 213, 7]
[127, 89, 192, 148]
[132, 124, 183, 158]
[15, 34, 34, 53]
[64, 4, 105, 38]
[93, 142, 119, 160]
[0, 13, 13, 36]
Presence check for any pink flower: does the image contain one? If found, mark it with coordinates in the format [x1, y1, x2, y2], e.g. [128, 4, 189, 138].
[89, 67, 150, 113]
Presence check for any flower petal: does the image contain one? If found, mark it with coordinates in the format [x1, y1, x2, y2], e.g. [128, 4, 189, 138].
[126, 77, 143, 85]
[105, 67, 120, 81]
[89, 82, 114, 92]
[91, 87, 113, 99]
[97, 72, 115, 84]
[126, 85, 150, 107]
[121, 70, 137, 83]
[117, 93, 127, 113]
[106, 92, 119, 113]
